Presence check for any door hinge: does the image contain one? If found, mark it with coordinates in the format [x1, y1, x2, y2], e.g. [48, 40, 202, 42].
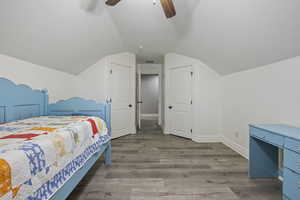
[190, 129, 193, 133]
[190, 71, 193, 76]
[110, 69, 113, 74]
[190, 100, 193, 105]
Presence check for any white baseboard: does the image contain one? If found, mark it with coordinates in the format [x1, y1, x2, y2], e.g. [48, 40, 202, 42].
[222, 137, 249, 159]
[192, 135, 221, 143]
[191, 135, 249, 160]
[141, 114, 158, 120]
[160, 130, 249, 160]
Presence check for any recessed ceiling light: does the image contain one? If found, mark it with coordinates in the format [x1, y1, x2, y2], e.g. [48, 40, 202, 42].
[139, 45, 143, 49]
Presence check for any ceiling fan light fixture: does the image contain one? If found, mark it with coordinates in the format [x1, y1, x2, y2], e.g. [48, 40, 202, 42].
[160, 0, 176, 18]
[105, 0, 121, 6]
[104, 0, 177, 19]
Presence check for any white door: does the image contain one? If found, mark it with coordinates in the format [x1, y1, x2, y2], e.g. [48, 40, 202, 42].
[108, 61, 135, 139]
[168, 66, 193, 138]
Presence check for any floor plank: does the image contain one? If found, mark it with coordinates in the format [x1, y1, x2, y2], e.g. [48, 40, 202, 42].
[67, 120, 281, 200]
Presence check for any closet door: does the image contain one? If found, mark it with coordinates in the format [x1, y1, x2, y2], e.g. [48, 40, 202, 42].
[108, 54, 136, 139]
[167, 66, 193, 138]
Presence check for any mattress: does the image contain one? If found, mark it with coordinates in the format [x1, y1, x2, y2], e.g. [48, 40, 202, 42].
[0, 116, 110, 200]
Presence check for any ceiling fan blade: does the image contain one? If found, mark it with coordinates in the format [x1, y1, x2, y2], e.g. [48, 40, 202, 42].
[105, 0, 122, 6]
[160, 0, 176, 18]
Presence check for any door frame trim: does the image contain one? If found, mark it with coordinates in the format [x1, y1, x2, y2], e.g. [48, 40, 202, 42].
[137, 64, 163, 129]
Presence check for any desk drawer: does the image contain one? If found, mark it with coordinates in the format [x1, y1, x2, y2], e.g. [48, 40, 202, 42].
[285, 138, 300, 154]
[250, 127, 284, 147]
[284, 149, 300, 174]
[283, 168, 300, 200]
[264, 131, 284, 147]
[250, 127, 267, 139]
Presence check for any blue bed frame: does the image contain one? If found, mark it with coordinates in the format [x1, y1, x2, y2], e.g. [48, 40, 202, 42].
[0, 78, 111, 200]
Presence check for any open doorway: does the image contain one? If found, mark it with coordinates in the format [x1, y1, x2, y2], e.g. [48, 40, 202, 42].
[137, 64, 163, 131]
[141, 74, 159, 128]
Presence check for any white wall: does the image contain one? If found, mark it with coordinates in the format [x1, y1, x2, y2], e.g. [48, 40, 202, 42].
[139, 64, 162, 75]
[76, 57, 108, 103]
[164, 53, 222, 142]
[196, 60, 222, 141]
[0, 54, 77, 102]
[222, 56, 300, 158]
[76, 52, 136, 103]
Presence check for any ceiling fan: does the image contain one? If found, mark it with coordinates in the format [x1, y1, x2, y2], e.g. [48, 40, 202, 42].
[105, 0, 176, 18]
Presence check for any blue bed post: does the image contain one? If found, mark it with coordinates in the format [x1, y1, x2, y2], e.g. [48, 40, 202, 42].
[104, 103, 112, 166]
[42, 89, 48, 116]
[105, 142, 112, 166]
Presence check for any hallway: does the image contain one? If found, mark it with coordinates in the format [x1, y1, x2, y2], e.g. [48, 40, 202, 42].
[139, 119, 160, 133]
[68, 121, 281, 200]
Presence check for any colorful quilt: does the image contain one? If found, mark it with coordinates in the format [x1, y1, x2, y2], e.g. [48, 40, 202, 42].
[0, 116, 110, 200]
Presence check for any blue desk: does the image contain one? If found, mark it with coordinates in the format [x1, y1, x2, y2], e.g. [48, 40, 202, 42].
[249, 124, 300, 200]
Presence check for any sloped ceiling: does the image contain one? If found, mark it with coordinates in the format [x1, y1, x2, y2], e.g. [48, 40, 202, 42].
[0, 0, 299, 75]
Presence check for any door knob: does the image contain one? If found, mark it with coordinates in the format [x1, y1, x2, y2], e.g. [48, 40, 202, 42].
[106, 98, 112, 103]
[168, 106, 173, 109]
[128, 104, 133, 108]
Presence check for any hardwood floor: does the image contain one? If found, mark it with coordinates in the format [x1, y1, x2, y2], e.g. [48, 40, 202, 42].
[68, 120, 281, 200]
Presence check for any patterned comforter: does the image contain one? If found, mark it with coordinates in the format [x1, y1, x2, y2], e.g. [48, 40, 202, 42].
[0, 116, 110, 200]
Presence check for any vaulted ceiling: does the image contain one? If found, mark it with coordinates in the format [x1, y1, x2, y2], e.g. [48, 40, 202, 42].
[0, 0, 299, 75]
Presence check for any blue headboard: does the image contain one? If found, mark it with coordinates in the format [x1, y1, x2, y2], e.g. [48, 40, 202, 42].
[48, 97, 111, 135]
[0, 78, 48, 123]
[0, 78, 110, 135]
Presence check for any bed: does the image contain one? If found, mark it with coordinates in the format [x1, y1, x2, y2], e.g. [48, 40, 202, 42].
[0, 78, 111, 200]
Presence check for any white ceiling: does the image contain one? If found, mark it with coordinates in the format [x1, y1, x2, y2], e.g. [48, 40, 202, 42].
[0, 0, 299, 75]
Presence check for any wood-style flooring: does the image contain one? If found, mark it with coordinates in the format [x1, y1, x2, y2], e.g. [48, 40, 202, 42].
[68, 120, 281, 200]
